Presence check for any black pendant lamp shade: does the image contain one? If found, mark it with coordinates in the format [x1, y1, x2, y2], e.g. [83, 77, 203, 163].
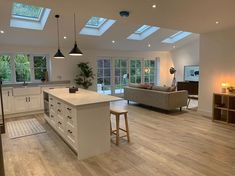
[54, 15, 65, 59]
[69, 13, 83, 56]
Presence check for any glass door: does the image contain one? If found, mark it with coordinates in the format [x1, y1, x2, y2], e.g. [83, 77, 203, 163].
[114, 59, 128, 94]
[0, 79, 5, 176]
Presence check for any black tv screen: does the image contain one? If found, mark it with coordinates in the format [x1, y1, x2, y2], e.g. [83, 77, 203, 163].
[184, 65, 199, 82]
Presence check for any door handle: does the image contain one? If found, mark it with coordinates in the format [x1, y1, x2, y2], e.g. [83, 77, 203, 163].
[29, 97, 30, 102]
[8, 91, 9, 96]
[26, 97, 28, 102]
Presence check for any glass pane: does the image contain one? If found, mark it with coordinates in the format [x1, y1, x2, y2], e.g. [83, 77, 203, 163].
[15, 54, 31, 82]
[145, 76, 149, 83]
[150, 68, 154, 74]
[130, 68, 135, 75]
[0, 55, 12, 82]
[150, 75, 154, 83]
[104, 77, 111, 85]
[121, 60, 127, 67]
[86, 17, 107, 28]
[97, 69, 103, 77]
[34, 56, 46, 67]
[121, 68, 127, 76]
[104, 69, 111, 76]
[136, 60, 141, 67]
[130, 76, 135, 83]
[130, 60, 135, 67]
[144, 60, 150, 67]
[34, 68, 45, 80]
[115, 77, 120, 85]
[115, 60, 120, 67]
[104, 59, 110, 68]
[150, 60, 155, 67]
[97, 60, 103, 68]
[136, 68, 141, 76]
[115, 68, 120, 76]
[97, 78, 103, 84]
[12, 2, 43, 20]
[136, 76, 141, 83]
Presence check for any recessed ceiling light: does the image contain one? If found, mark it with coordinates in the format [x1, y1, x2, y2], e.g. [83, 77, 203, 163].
[216, 21, 219, 24]
[0, 30, 4, 34]
[148, 44, 151, 47]
[112, 40, 115, 43]
[64, 36, 67, 39]
[173, 45, 176, 49]
[152, 4, 157, 8]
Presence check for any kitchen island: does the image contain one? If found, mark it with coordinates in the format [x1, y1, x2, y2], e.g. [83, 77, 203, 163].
[43, 88, 121, 160]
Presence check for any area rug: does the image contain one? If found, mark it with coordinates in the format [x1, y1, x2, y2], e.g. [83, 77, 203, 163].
[6, 118, 46, 139]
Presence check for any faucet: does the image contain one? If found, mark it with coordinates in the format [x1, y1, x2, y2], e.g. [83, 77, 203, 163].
[22, 81, 28, 86]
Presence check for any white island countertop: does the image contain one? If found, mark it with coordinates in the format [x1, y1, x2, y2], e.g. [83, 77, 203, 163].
[44, 88, 122, 106]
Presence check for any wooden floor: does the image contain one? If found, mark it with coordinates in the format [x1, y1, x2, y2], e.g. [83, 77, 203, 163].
[2, 100, 235, 176]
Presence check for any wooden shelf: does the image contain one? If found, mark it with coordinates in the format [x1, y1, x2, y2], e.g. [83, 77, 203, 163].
[213, 93, 235, 125]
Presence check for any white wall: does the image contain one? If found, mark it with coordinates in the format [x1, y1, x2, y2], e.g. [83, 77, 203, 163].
[170, 38, 200, 82]
[198, 27, 235, 116]
[0, 44, 173, 90]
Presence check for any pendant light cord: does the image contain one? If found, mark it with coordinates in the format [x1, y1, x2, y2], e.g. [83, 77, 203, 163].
[56, 15, 60, 49]
[74, 13, 77, 44]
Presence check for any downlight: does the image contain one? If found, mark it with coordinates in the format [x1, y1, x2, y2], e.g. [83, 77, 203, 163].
[119, 11, 130, 17]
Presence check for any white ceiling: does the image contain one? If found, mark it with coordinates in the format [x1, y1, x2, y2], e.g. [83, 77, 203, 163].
[0, 0, 234, 52]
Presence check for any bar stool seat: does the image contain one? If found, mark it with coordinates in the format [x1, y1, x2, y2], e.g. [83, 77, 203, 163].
[110, 108, 130, 145]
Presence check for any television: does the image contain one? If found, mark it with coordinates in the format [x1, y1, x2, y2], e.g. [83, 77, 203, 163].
[184, 65, 199, 82]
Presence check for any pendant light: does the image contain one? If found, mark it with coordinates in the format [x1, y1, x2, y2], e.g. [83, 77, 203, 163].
[54, 15, 65, 59]
[69, 13, 83, 56]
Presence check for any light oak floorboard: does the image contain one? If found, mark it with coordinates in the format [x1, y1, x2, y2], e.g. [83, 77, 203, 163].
[2, 100, 235, 176]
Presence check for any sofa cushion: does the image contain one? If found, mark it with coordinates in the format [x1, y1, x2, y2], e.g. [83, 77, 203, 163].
[152, 86, 172, 92]
[139, 83, 152, 89]
[129, 83, 141, 88]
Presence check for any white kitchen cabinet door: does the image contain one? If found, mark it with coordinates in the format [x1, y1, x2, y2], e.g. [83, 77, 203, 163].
[0, 90, 13, 115]
[14, 96, 28, 113]
[28, 95, 41, 111]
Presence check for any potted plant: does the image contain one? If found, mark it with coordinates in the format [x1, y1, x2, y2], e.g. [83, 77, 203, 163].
[75, 62, 95, 89]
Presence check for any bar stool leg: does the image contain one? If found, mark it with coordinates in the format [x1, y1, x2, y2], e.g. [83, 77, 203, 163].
[110, 118, 112, 135]
[124, 113, 130, 142]
[116, 115, 120, 145]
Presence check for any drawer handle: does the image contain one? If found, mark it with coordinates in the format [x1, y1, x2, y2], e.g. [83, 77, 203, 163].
[58, 122, 62, 125]
[67, 116, 72, 119]
[50, 98, 53, 100]
[57, 102, 61, 105]
[67, 108, 71, 111]
[68, 130, 72, 134]
[51, 115, 54, 118]
[50, 104, 53, 107]
[57, 109, 61, 112]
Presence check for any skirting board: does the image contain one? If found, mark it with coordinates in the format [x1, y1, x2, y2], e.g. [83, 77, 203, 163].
[197, 108, 212, 118]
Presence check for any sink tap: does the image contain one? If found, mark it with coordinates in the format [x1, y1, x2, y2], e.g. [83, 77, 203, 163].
[23, 81, 28, 86]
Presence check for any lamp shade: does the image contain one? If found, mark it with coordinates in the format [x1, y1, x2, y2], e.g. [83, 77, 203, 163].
[54, 49, 65, 59]
[69, 43, 83, 56]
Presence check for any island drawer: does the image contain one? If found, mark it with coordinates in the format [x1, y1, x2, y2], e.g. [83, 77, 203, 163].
[65, 105, 76, 126]
[49, 111, 57, 126]
[65, 123, 77, 149]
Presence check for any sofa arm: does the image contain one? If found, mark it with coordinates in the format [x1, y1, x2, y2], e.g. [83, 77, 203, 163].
[168, 90, 188, 109]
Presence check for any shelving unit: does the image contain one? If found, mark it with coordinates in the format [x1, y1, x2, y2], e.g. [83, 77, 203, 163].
[213, 93, 235, 124]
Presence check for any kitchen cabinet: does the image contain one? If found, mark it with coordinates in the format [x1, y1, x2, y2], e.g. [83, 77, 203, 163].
[0, 90, 13, 115]
[14, 95, 41, 113]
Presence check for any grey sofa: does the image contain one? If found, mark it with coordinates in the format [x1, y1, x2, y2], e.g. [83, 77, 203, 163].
[124, 86, 188, 111]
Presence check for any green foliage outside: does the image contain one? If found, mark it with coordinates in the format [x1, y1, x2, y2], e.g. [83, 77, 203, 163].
[75, 62, 95, 89]
[0, 55, 11, 81]
[15, 54, 31, 82]
[33, 56, 47, 80]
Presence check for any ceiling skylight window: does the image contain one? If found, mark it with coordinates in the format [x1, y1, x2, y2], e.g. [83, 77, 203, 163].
[80, 16, 116, 36]
[127, 25, 160, 41]
[85, 17, 107, 28]
[10, 2, 51, 30]
[162, 31, 192, 44]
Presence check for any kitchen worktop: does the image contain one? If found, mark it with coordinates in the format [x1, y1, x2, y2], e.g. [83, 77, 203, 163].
[44, 88, 122, 106]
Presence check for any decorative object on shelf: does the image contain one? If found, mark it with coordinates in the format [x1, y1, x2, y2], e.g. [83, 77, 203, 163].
[69, 13, 83, 56]
[169, 67, 176, 87]
[75, 62, 94, 89]
[227, 86, 235, 93]
[221, 83, 229, 93]
[54, 15, 65, 59]
[69, 86, 78, 93]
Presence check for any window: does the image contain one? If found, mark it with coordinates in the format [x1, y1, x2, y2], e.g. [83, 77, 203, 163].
[33, 56, 48, 80]
[86, 17, 107, 28]
[114, 59, 128, 94]
[12, 2, 44, 21]
[144, 60, 155, 84]
[127, 25, 160, 40]
[162, 31, 192, 44]
[14, 54, 31, 82]
[97, 59, 111, 94]
[0, 55, 12, 82]
[0, 53, 49, 83]
[10, 2, 51, 30]
[80, 16, 116, 36]
[130, 60, 141, 83]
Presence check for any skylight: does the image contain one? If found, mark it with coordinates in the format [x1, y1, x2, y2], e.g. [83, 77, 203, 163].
[127, 25, 160, 41]
[12, 2, 43, 21]
[10, 2, 51, 30]
[162, 31, 192, 44]
[135, 25, 151, 34]
[80, 16, 116, 36]
[85, 17, 107, 28]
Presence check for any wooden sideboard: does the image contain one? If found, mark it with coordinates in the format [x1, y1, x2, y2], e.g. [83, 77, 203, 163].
[213, 93, 235, 124]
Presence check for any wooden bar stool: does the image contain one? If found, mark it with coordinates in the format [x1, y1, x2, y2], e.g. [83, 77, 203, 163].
[110, 108, 130, 145]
